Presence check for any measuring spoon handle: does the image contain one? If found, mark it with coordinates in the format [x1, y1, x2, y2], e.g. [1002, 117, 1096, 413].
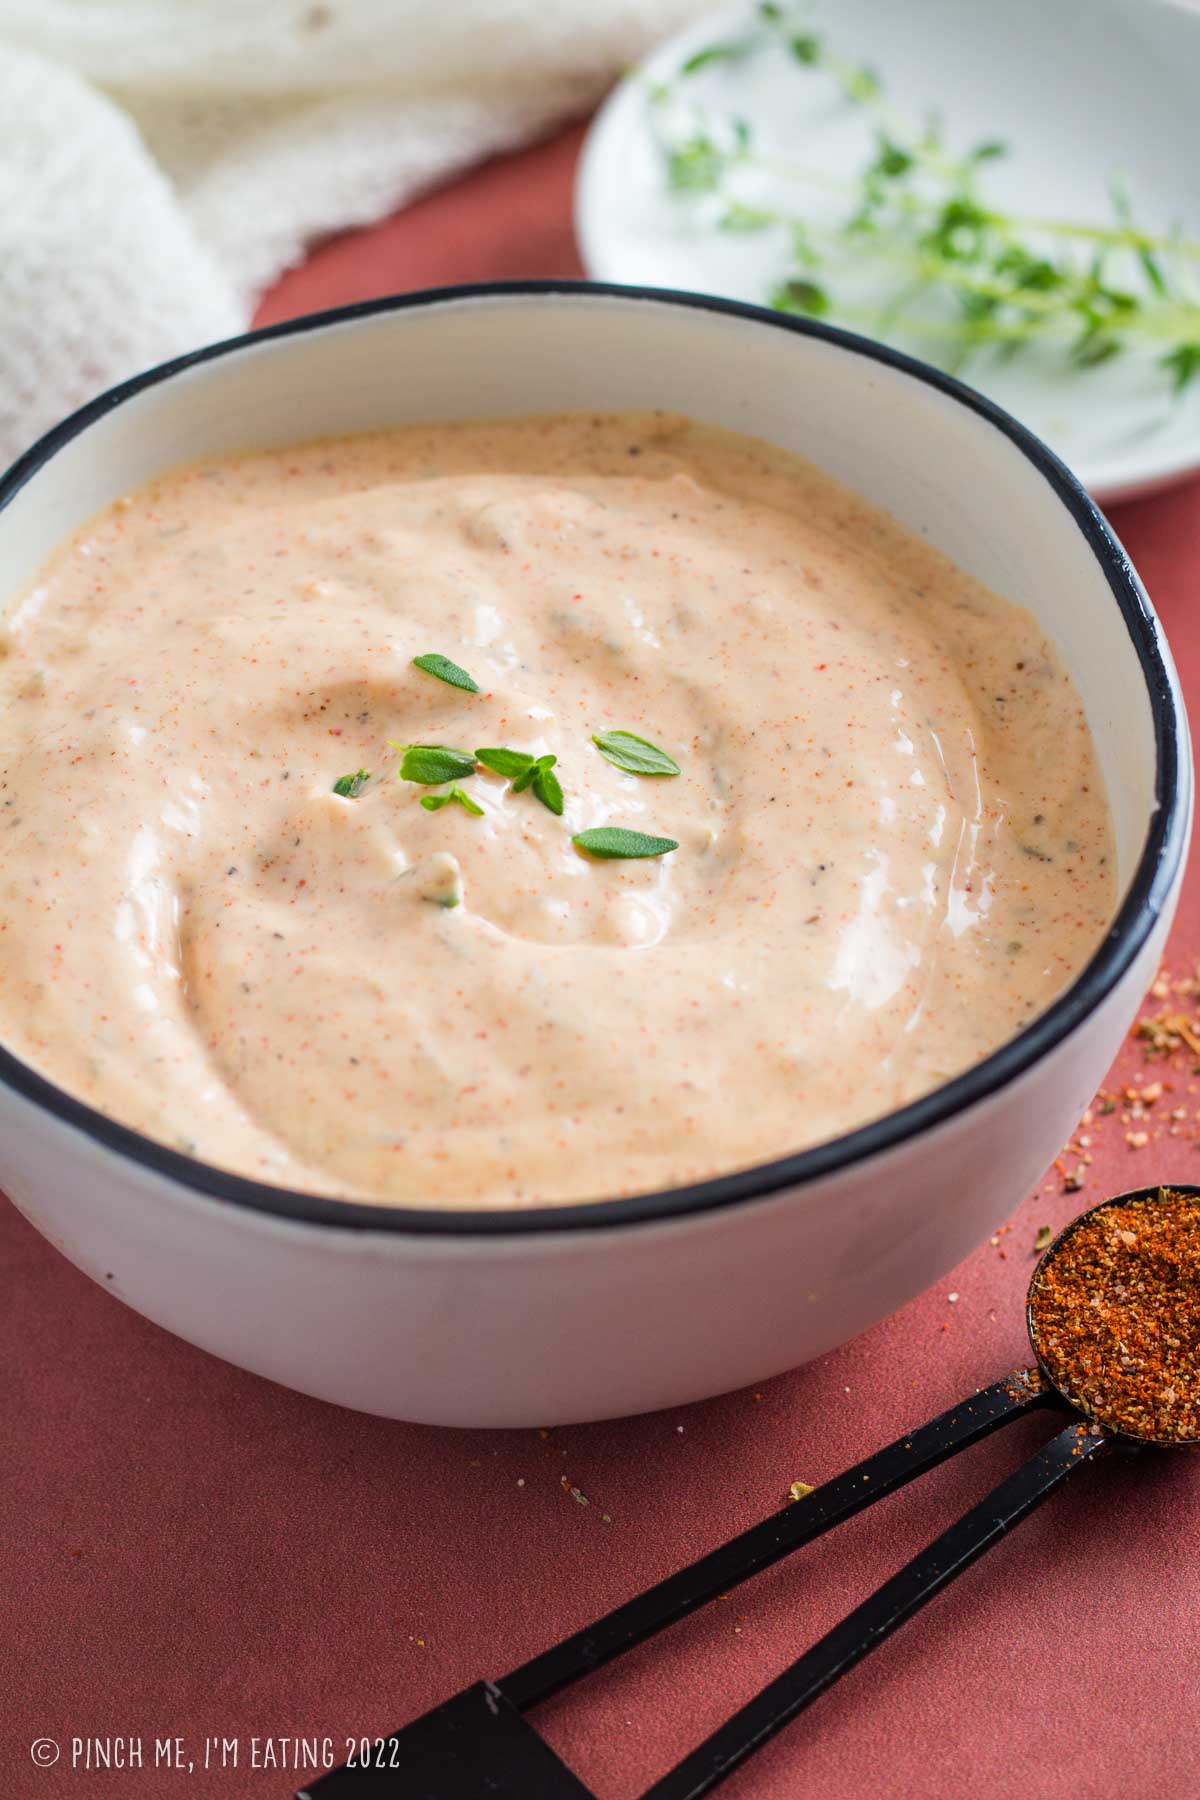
[641, 1421, 1111, 1800]
[500, 1372, 1053, 1713]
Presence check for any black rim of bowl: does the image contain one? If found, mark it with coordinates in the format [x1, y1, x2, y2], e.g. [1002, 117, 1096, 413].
[0, 280, 1189, 1236]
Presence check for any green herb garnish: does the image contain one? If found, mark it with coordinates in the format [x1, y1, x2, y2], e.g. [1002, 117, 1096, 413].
[412, 653, 480, 693]
[511, 756, 544, 794]
[476, 747, 536, 779]
[651, 11, 1200, 393]
[592, 730, 681, 777]
[532, 762, 564, 816]
[514, 753, 561, 813]
[420, 786, 484, 816]
[394, 744, 477, 785]
[332, 769, 370, 798]
[573, 827, 678, 859]
[477, 747, 564, 814]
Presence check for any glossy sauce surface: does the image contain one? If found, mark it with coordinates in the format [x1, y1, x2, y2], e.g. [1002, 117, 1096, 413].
[0, 413, 1115, 1206]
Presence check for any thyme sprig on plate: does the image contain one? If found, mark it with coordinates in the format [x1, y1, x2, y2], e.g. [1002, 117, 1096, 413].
[650, 5, 1200, 391]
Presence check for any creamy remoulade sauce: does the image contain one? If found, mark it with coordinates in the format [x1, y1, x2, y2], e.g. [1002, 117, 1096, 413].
[0, 412, 1115, 1208]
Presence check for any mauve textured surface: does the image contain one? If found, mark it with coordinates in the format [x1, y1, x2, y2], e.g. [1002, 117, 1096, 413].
[6, 121, 1200, 1799]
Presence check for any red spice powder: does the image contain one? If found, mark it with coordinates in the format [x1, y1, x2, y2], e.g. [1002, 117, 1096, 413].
[1028, 1187, 1200, 1443]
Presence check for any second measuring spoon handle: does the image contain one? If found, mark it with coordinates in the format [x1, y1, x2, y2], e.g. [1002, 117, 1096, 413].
[498, 1371, 1055, 1713]
[640, 1421, 1111, 1800]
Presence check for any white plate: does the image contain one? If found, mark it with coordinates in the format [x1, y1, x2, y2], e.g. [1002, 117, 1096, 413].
[577, 0, 1200, 502]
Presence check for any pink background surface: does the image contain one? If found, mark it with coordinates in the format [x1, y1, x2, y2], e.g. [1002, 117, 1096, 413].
[6, 123, 1200, 1799]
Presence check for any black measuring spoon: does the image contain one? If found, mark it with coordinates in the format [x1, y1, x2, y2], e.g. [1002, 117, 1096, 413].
[301, 1182, 1199, 1800]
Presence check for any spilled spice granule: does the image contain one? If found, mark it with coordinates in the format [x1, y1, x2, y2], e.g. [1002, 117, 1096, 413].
[1028, 1187, 1200, 1443]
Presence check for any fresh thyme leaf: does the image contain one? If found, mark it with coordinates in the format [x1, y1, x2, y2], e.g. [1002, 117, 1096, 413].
[1138, 246, 1169, 300]
[771, 278, 830, 317]
[532, 763, 564, 816]
[844, 62, 880, 101]
[925, 196, 990, 261]
[872, 135, 913, 180]
[788, 31, 821, 64]
[665, 134, 726, 193]
[1071, 332, 1122, 370]
[513, 752, 556, 796]
[573, 828, 678, 860]
[681, 38, 751, 76]
[790, 221, 820, 267]
[968, 138, 1008, 165]
[719, 201, 775, 233]
[412, 653, 480, 693]
[332, 769, 370, 798]
[475, 747, 535, 779]
[1162, 343, 1200, 394]
[395, 744, 476, 785]
[993, 247, 1061, 293]
[476, 746, 563, 810]
[592, 730, 681, 776]
[420, 786, 483, 816]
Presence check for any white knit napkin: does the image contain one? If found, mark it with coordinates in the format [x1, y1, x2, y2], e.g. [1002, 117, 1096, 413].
[0, 1, 708, 468]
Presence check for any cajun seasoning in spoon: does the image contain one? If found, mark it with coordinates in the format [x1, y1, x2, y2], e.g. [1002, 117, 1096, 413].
[1027, 1184, 1200, 1445]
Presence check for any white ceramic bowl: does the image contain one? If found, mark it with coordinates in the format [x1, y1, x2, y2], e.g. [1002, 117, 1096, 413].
[0, 284, 1189, 1426]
